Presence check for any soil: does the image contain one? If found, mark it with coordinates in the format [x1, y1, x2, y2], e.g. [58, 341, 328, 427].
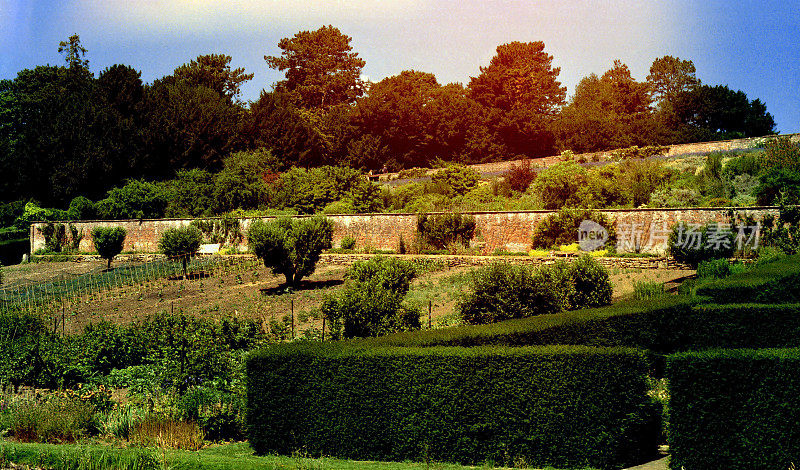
[3, 260, 693, 336]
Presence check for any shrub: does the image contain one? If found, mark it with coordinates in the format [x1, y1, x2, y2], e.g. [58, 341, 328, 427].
[531, 161, 591, 209]
[647, 188, 700, 208]
[668, 222, 734, 267]
[189, 216, 243, 246]
[415, 212, 476, 251]
[248, 216, 333, 287]
[531, 208, 616, 250]
[458, 262, 570, 324]
[91, 226, 127, 269]
[247, 344, 660, 469]
[609, 145, 669, 161]
[430, 164, 480, 196]
[696, 258, 734, 279]
[667, 349, 800, 470]
[67, 196, 97, 220]
[322, 256, 420, 338]
[567, 254, 613, 309]
[339, 236, 356, 250]
[158, 225, 203, 279]
[503, 159, 537, 192]
[95, 179, 170, 220]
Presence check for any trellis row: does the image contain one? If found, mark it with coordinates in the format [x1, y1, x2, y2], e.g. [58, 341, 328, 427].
[31, 207, 779, 255]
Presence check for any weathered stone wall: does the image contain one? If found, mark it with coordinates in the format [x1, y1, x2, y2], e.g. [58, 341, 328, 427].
[31, 207, 778, 255]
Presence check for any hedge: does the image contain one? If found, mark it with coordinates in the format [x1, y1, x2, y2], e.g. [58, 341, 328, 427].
[695, 254, 800, 303]
[667, 349, 800, 470]
[247, 344, 660, 469]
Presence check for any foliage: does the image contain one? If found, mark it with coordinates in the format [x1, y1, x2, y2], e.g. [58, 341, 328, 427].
[530, 161, 592, 209]
[67, 196, 97, 220]
[648, 187, 700, 208]
[339, 236, 356, 250]
[248, 216, 333, 287]
[246, 344, 659, 468]
[95, 179, 169, 220]
[2, 394, 96, 443]
[696, 258, 745, 280]
[265, 25, 365, 109]
[458, 262, 569, 324]
[760, 205, 800, 254]
[173, 53, 253, 102]
[694, 254, 800, 303]
[91, 226, 127, 269]
[668, 222, 735, 267]
[415, 212, 476, 251]
[322, 256, 421, 338]
[429, 165, 480, 197]
[531, 208, 616, 249]
[610, 145, 669, 161]
[502, 159, 537, 192]
[632, 281, 666, 300]
[158, 225, 203, 278]
[190, 215, 243, 246]
[667, 349, 800, 470]
[566, 254, 613, 309]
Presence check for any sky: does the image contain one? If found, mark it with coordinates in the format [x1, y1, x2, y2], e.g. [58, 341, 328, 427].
[1, 0, 798, 133]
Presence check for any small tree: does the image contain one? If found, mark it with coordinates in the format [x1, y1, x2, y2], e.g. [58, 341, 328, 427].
[248, 216, 333, 287]
[91, 226, 127, 269]
[159, 226, 203, 279]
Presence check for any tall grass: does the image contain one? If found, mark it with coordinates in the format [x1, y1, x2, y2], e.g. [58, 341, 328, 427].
[632, 281, 666, 300]
[2, 395, 96, 443]
[130, 416, 204, 450]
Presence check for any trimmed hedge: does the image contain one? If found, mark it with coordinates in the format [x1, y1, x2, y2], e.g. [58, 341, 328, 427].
[667, 349, 800, 470]
[247, 344, 660, 468]
[356, 299, 800, 355]
[695, 254, 800, 303]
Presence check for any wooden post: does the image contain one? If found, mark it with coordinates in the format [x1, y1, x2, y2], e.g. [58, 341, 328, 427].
[322, 314, 325, 342]
[291, 299, 295, 340]
[428, 300, 432, 329]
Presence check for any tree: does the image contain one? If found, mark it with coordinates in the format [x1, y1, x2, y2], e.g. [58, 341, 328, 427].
[555, 61, 654, 153]
[531, 161, 592, 209]
[265, 25, 365, 109]
[321, 256, 420, 338]
[671, 84, 776, 141]
[58, 34, 89, 69]
[91, 226, 126, 269]
[158, 225, 203, 279]
[173, 54, 253, 102]
[248, 216, 333, 287]
[468, 41, 566, 157]
[95, 179, 170, 219]
[647, 56, 699, 107]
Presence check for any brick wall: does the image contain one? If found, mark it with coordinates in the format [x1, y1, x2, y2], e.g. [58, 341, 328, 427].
[31, 207, 778, 255]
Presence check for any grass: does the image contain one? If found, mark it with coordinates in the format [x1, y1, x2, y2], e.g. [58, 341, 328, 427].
[0, 441, 593, 470]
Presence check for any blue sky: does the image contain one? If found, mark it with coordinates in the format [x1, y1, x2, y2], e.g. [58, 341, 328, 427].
[1, 0, 798, 133]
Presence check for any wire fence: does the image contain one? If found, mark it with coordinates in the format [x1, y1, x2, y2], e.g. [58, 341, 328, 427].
[0, 254, 264, 316]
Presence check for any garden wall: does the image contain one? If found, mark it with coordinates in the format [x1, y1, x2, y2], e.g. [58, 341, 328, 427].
[31, 206, 778, 255]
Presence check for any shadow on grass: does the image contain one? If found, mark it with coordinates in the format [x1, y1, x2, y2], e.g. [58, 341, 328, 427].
[260, 279, 344, 296]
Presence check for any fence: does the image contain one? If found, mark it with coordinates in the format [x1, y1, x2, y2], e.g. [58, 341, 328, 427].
[0, 254, 264, 316]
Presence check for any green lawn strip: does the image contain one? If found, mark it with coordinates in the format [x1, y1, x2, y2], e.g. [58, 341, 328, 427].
[0, 441, 588, 470]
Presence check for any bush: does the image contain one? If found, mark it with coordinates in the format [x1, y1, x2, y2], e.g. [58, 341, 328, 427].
[503, 159, 537, 192]
[530, 161, 591, 209]
[415, 212, 476, 251]
[95, 179, 169, 220]
[67, 196, 97, 220]
[531, 208, 616, 250]
[91, 226, 127, 269]
[247, 344, 660, 469]
[339, 236, 356, 250]
[609, 145, 670, 161]
[667, 349, 800, 470]
[567, 254, 613, 309]
[157, 225, 203, 278]
[248, 216, 333, 287]
[695, 254, 800, 303]
[430, 164, 480, 196]
[696, 258, 742, 279]
[458, 262, 570, 324]
[322, 256, 420, 338]
[668, 222, 735, 267]
[647, 188, 701, 208]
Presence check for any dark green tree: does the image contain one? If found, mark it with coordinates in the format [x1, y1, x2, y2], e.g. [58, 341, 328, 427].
[158, 225, 204, 279]
[91, 226, 127, 269]
[248, 216, 333, 287]
[173, 54, 253, 102]
[265, 25, 365, 109]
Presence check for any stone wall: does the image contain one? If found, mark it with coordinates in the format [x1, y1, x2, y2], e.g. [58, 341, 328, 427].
[31, 207, 778, 255]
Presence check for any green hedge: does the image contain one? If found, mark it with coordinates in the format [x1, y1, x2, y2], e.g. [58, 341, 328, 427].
[247, 344, 660, 468]
[667, 349, 800, 470]
[695, 254, 800, 303]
